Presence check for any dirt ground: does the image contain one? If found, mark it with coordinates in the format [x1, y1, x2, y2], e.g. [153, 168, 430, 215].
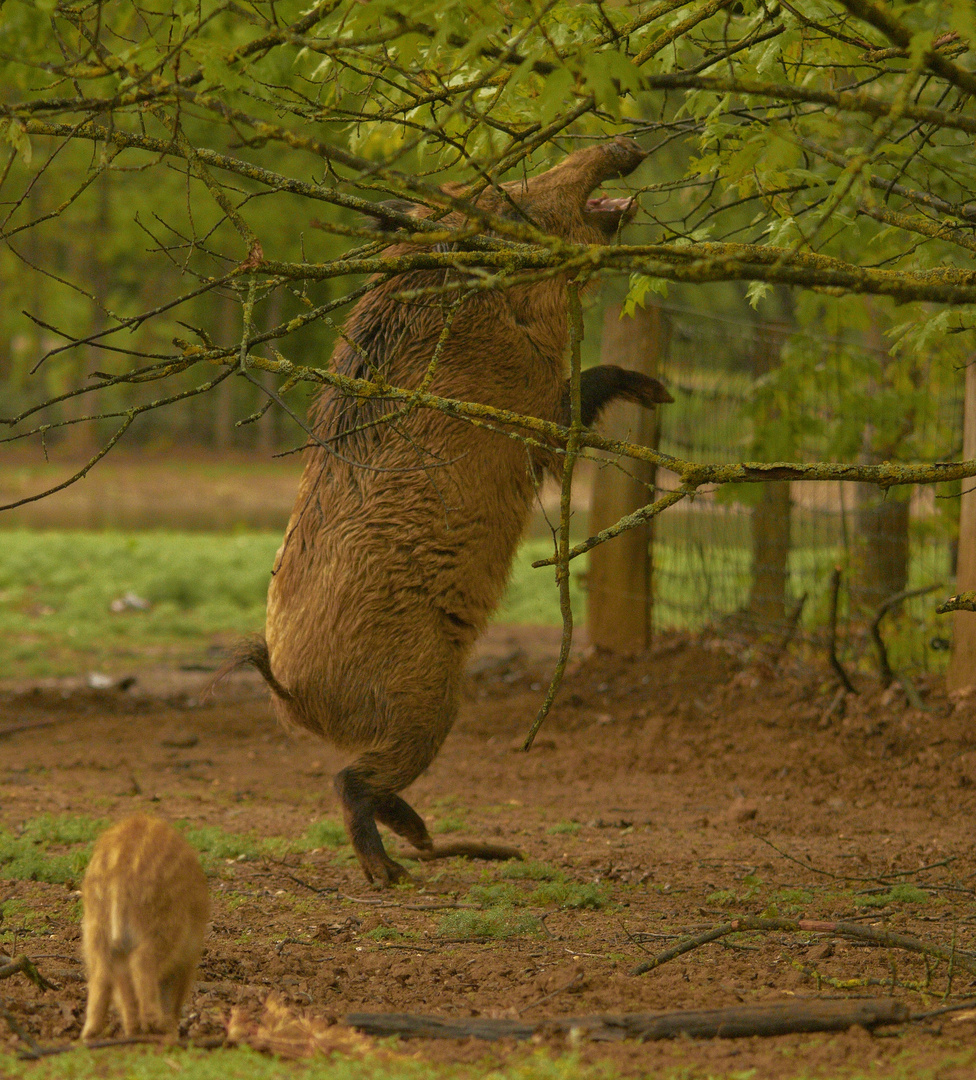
[2, 625, 976, 1077]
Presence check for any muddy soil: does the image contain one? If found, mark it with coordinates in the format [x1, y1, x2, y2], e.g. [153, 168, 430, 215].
[2, 626, 976, 1077]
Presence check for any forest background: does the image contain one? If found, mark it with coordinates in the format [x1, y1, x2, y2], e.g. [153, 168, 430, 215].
[2, 0, 976, 685]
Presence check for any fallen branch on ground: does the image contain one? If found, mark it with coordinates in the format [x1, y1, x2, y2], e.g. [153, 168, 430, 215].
[347, 997, 908, 1041]
[19, 1035, 228, 1060]
[0, 954, 55, 992]
[629, 916, 976, 978]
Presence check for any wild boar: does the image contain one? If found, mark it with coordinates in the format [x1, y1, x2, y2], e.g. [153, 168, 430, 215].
[80, 815, 209, 1039]
[230, 137, 672, 885]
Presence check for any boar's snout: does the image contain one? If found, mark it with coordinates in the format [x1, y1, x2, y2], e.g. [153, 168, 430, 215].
[603, 136, 647, 178]
[501, 137, 648, 243]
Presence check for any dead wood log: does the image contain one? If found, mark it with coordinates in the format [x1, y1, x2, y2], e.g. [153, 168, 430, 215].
[346, 998, 908, 1042]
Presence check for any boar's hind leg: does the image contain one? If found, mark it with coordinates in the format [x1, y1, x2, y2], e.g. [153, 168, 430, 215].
[334, 703, 451, 886]
[334, 769, 434, 886]
[374, 793, 434, 850]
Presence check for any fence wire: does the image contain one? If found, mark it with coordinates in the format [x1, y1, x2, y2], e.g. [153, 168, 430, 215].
[638, 303, 964, 677]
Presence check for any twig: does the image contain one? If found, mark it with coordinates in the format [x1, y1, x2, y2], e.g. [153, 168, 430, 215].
[768, 591, 807, 664]
[522, 278, 586, 751]
[340, 896, 479, 911]
[827, 566, 857, 694]
[897, 673, 931, 713]
[269, 869, 338, 895]
[0, 1000, 40, 1056]
[870, 583, 941, 688]
[755, 835, 956, 884]
[630, 916, 976, 978]
[911, 996, 976, 1021]
[0, 720, 56, 740]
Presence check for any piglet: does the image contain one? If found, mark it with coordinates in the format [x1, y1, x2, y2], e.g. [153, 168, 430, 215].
[80, 814, 209, 1040]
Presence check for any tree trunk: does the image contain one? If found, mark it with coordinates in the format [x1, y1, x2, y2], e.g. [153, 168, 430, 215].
[587, 301, 669, 652]
[948, 358, 976, 691]
[853, 489, 910, 610]
[747, 321, 792, 628]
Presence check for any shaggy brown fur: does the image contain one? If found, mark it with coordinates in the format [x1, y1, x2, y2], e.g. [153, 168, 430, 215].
[235, 138, 671, 885]
[80, 815, 209, 1039]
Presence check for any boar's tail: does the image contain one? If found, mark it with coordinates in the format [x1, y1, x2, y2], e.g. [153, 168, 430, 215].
[565, 364, 674, 428]
[206, 634, 294, 702]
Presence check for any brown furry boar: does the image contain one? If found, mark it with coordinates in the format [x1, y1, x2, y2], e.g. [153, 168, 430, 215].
[80, 815, 209, 1039]
[231, 138, 672, 886]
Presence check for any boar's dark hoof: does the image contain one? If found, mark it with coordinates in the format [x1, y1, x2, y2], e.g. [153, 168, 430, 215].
[335, 768, 435, 888]
[365, 855, 414, 888]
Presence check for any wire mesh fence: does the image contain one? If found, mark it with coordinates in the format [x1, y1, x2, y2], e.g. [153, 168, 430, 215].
[635, 302, 964, 677]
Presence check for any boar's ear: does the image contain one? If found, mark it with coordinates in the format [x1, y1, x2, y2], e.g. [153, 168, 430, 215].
[563, 364, 674, 428]
[360, 199, 420, 230]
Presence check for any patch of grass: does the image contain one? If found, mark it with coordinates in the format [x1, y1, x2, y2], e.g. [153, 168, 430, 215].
[436, 907, 541, 940]
[528, 881, 610, 910]
[0, 1044, 641, 1080]
[362, 926, 420, 942]
[0, 526, 952, 678]
[0, 900, 51, 936]
[0, 819, 96, 886]
[468, 882, 522, 907]
[546, 821, 581, 836]
[855, 883, 930, 908]
[495, 539, 588, 625]
[181, 824, 268, 862]
[773, 888, 815, 906]
[498, 859, 565, 882]
[432, 815, 466, 835]
[301, 818, 349, 849]
[20, 813, 106, 845]
[0, 530, 283, 677]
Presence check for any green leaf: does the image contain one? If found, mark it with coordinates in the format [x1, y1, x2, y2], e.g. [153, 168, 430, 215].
[624, 273, 668, 316]
[3, 118, 31, 166]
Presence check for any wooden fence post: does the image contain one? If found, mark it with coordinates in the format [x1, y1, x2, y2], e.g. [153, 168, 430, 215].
[587, 302, 669, 652]
[948, 359, 976, 692]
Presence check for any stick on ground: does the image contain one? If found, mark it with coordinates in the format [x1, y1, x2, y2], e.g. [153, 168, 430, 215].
[629, 916, 976, 978]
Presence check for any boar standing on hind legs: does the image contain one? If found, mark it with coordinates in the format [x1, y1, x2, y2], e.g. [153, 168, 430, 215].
[80, 815, 209, 1040]
[230, 137, 673, 887]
